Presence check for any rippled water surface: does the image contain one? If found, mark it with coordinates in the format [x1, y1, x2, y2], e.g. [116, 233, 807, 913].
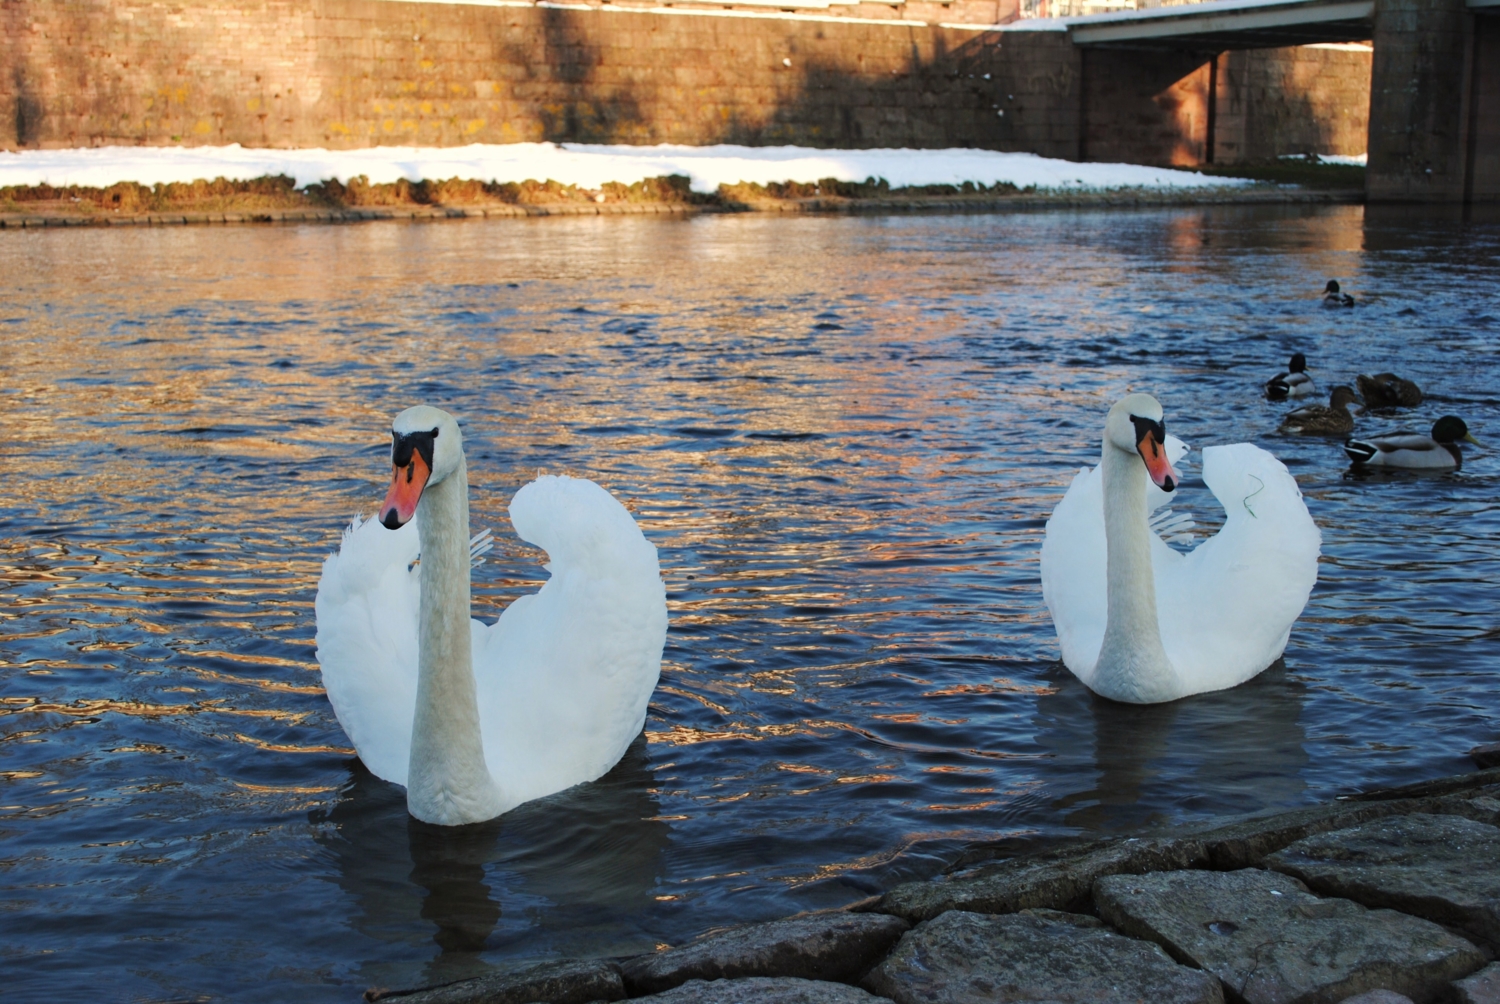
[4, 205, 1500, 1002]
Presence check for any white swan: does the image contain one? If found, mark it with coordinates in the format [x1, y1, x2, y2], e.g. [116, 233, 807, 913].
[1041, 394, 1321, 704]
[314, 406, 667, 825]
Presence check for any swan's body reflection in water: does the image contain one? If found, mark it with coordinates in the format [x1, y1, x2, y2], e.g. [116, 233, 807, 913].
[1032, 661, 1310, 835]
[310, 736, 668, 992]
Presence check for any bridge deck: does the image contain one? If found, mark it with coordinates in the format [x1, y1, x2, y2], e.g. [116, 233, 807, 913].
[1059, 0, 1374, 49]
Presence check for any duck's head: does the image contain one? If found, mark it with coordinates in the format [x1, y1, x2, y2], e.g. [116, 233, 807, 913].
[1432, 415, 1481, 447]
[1289, 352, 1308, 373]
[1107, 393, 1178, 492]
[1325, 280, 1341, 294]
[1330, 385, 1359, 410]
[380, 406, 464, 529]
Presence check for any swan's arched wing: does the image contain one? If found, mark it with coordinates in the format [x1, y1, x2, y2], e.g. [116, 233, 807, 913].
[1155, 444, 1321, 691]
[1040, 436, 1190, 686]
[314, 516, 420, 785]
[472, 476, 667, 808]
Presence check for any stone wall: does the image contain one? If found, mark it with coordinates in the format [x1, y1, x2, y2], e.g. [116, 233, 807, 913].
[0, 0, 1369, 173]
[1216, 45, 1372, 163]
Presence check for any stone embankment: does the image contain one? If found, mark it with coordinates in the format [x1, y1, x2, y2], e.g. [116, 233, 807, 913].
[0, 187, 1362, 230]
[369, 764, 1500, 1004]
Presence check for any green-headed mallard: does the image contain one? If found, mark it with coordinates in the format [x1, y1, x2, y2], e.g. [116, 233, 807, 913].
[1266, 353, 1316, 401]
[1345, 416, 1480, 470]
[1322, 280, 1354, 307]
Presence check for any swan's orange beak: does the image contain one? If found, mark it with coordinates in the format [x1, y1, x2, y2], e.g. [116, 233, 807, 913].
[1136, 427, 1178, 492]
[380, 451, 430, 529]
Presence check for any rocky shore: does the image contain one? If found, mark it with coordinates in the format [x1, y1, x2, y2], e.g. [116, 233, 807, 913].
[369, 763, 1500, 1004]
[0, 185, 1360, 230]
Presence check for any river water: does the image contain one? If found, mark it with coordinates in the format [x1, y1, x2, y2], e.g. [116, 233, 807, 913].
[2, 204, 1498, 1002]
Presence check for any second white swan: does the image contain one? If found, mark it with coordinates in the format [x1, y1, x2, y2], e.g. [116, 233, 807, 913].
[1041, 394, 1320, 704]
[315, 406, 667, 825]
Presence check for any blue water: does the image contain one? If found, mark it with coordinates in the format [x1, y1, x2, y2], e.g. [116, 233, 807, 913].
[2, 204, 1498, 1002]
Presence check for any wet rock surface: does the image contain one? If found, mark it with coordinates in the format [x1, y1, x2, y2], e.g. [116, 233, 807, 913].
[370, 770, 1500, 1004]
[1094, 868, 1484, 1004]
[1452, 962, 1500, 1004]
[874, 836, 1208, 922]
[1266, 813, 1500, 951]
[630, 977, 888, 1004]
[620, 913, 910, 994]
[1470, 744, 1500, 770]
[367, 959, 625, 1004]
[861, 908, 1224, 1004]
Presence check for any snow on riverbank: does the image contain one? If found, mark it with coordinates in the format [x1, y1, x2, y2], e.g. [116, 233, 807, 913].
[0, 143, 1252, 193]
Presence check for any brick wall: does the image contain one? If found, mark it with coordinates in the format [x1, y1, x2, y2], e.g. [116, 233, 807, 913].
[0, 0, 1369, 172]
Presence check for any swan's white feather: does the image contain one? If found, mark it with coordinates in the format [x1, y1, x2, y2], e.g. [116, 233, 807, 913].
[315, 475, 666, 810]
[1041, 437, 1320, 699]
[314, 516, 420, 784]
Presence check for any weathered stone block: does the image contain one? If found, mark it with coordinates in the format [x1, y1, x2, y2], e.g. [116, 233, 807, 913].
[1094, 869, 1484, 1004]
[367, 958, 625, 1004]
[620, 913, 910, 995]
[1452, 962, 1500, 1004]
[630, 977, 888, 1004]
[1186, 799, 1422, 870]
[872, 836, 1208, 922]
[861, 909, 1223, 1004]
[1266, 813, 1500, 952]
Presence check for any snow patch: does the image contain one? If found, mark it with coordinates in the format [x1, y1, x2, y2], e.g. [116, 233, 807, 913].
[0, 143, 1254, 194]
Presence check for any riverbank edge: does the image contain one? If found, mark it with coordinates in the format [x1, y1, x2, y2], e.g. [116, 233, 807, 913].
[369, 762, 1500, 1004]
[0, 186, 1362, 229]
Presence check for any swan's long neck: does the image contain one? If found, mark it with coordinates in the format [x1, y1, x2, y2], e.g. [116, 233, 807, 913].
[408, 454, 503, 824]
[1093, 442, 1179, 704]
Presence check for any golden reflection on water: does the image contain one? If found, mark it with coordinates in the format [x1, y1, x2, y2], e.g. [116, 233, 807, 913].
[2, 206, 1499, 1000]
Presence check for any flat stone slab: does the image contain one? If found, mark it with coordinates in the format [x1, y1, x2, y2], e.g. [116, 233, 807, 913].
[621, 913, 909, 994]
[631, 977, 887, 1004]
[1266, 813, 1500, 952]
[1094, 868, 1483, 1004]
[861, 908, 1223, 1004]
[1184, 800, 1421, 870]
[367, 958, 624, 1004]
[1452, 962, 1500, 1004]
[873, 836, 1208, 922]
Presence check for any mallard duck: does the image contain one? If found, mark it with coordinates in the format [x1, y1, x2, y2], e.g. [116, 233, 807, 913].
[1345, 416, 1481, 470]
[1265, 353, 1316, 401]
[1356, 372, 1422, 410]
[1280, 385, 1359, 436]
[1322, 280, 1354, 307]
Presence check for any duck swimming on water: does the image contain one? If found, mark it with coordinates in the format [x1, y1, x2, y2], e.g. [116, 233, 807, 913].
[1322, 280, 1355, 307]
[1356, 372, 1423, 410]
[1345, 416, 1481, 470]
[1266, 353, 1316, 401]
[1280, 385, 1359, 436]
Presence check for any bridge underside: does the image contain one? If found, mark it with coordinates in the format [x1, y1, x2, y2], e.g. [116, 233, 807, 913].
[1067, 0, 1374, 50]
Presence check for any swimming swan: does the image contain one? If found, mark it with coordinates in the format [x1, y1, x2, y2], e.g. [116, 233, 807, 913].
[1041, 394, 1321, 704]
[315, 406, 667, 826]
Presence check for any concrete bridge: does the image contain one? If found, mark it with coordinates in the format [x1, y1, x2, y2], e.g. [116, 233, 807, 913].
[1054, 0, 1497, 201]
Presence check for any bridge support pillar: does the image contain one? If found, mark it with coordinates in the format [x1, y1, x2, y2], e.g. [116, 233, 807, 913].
[1367, 0, 1494, 201]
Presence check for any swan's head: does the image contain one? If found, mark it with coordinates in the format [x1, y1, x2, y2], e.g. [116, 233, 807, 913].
[380, 406, 464, 529]
[1106, 393, 1178, 492]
